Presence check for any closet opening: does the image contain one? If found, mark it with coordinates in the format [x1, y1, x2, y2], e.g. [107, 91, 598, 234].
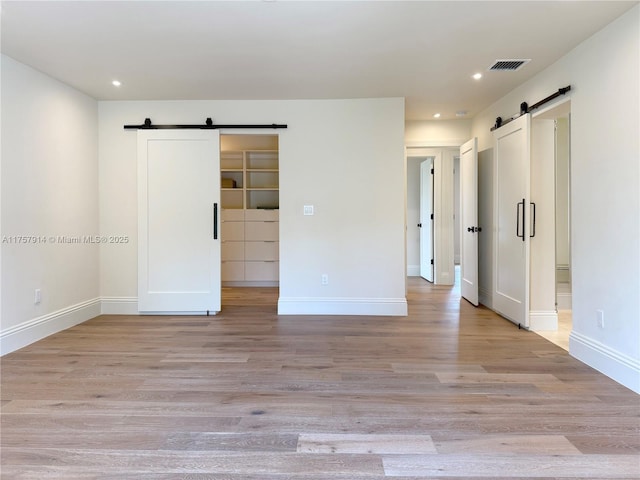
[220, 134, 280, 308]
[532, 100, 572, 350]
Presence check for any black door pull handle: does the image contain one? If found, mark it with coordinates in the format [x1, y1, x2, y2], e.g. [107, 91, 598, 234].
[516, 199, 525, 240]
[213, 203, 218, 240]
[529, 202, 536, 238]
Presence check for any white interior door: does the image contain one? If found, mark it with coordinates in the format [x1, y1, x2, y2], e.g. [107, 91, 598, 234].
[419, 159, 434, 282]
[138, 130, 221, 313]
[460, 137, 479, 306]
[493, 114, 531, 327]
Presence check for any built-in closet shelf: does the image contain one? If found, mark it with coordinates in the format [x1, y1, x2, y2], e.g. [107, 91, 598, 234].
[221, 149, 278, 210]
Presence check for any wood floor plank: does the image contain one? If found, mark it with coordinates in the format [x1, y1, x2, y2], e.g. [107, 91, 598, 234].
[297, 433, 437, 454]
[1, 277, 638, 479]
[432, 434, 581, 455]
[163, 432, 299, 452]
[1, 449, 385, 475]
[382, 453, 640, 477]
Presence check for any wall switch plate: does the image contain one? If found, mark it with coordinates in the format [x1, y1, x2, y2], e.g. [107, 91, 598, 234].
[596, 309, 604, 328]
[303, 205, 314, 216]
[34, 289, 42, 305]
[321, 274, 328, 285]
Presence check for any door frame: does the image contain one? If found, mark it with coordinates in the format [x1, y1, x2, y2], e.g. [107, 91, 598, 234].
[219, 132, 282, 305]
[530, 98, 572, 330]
[406, 140, 466, 285]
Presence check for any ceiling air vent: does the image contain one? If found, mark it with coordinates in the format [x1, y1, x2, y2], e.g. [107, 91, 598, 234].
[488, 59, 531, 71]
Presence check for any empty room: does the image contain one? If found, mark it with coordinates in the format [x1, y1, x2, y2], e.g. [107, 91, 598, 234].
[1, 1, 638, 478]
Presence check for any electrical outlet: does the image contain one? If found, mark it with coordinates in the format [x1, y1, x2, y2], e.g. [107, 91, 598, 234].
[34, 289, 42, 305]
[321, 274, 329, 285]
[596, 309, 604, 328]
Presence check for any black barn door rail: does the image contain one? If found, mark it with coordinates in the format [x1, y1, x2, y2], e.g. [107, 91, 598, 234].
[124, 117, 287, 130]
[491, 85, 571, 131]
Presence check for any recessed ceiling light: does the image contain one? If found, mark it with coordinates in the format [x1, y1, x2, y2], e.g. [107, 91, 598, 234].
[472, 73, 482, 80]
[112, 80, 122, 87]
[456, 110, 468, 117]
[433, 113, 441, 118]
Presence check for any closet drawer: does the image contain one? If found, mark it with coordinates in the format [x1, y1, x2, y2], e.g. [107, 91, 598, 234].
[245, 221, 278, 241]
[221, 241, 244, 261]
[221, 261, 244, 282]
[245, 261, 279, 281]
[245, 241, 279, 261]
[221, 209, 245, 222]
[221, 221, 244, 241]
[245, 209, 278, 222]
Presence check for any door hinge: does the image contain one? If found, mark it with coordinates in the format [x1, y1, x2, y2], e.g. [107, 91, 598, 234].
[431, 168, 434, 174]
[430, 259, 434, 265]
[430, 213, 434, 220]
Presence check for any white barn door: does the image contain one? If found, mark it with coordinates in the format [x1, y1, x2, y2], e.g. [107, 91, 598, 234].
[138, 130, 221, 313]
[493, 115, 531, 328]
[460, 137, 479, 306]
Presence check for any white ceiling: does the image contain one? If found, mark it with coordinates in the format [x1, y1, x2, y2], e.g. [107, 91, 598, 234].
[1, 1, 636, 120]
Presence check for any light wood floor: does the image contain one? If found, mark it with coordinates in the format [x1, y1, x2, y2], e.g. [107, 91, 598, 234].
[1, 279, 638, 479]
[535, 310, 572, 351]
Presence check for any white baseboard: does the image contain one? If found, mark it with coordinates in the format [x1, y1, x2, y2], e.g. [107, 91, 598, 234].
[101, 296, 139, 315]
[529, 310, 559, 331]
[407, 265, 420, 277]
[0, 298, 101, 355]
[570, 331, 640, 394]
[278, 297, 408, 316]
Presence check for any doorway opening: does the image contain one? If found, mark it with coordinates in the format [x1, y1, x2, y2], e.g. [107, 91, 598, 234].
[532, 100, 572, 350]
[220, 134, 280, 308]
[406, 147, 457, 285]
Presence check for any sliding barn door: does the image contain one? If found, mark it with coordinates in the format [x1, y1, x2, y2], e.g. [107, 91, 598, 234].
[460, 137, 479, 306]
[493, 115, 531, 328]
[138, 130, 221, 313]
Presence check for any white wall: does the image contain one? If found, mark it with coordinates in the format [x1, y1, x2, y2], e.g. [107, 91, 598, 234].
[1, 55, 100, 353]
[472, 6, 639, 392]
[99, 98, 407, 316]
[406, 119, 471, 145]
